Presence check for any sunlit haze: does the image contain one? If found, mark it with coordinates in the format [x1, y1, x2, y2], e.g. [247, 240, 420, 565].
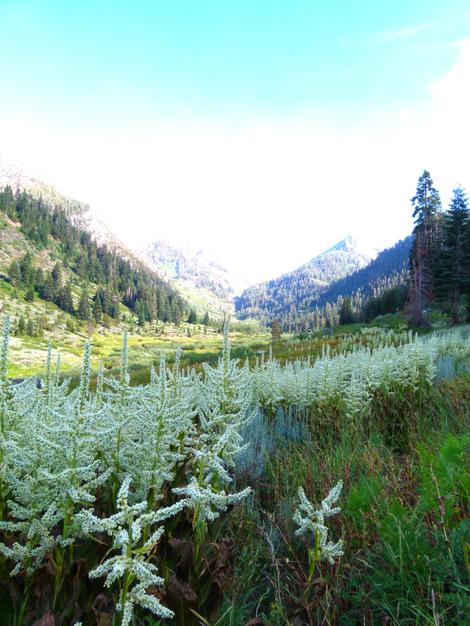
[1, 1, 470, 282]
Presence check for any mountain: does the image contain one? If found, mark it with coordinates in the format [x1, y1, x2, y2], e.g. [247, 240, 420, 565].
[317, 236, 411, 309]
[143, 239, 248, 317]
[0, 158, 192, 338]
[1, 155, 243, 323]
[236, 236, 411, 330]
[235, 236, 375, 324]
[0, 155, 140, 257]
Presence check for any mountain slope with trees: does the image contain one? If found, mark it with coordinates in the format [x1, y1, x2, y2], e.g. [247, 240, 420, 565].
[235, 236, 374, 325]
[143, 239, 248, 318]
[235, 236, 411, 331]
[0, 185, 188, 335]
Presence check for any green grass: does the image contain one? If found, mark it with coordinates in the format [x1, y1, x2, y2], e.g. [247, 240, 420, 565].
[216, 375, 470, 625]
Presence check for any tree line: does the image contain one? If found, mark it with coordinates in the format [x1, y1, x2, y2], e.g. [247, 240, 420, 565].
[407, 170, 470, 325]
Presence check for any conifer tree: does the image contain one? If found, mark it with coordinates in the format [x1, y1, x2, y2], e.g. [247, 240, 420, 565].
[172, 303, 182, 326]
[24, 287, 35, 302]
[339, 297, 355, 325]
[57, 282, 75, 314]
[93, 292, 103, 322]
[434, 186, 470, 323]
[162, 302, 171, 323]
[78, 288, 91, 320]
[51, 262, 62, 291]
[19, 253, 33, 287]
[41, 274, 56, 302]
[26, 318, 34, 337]
[17, 315, 26, 335]
[8, 260, 22, 287]
[187, 309, 197, 324]
[407, 171, 442, 325]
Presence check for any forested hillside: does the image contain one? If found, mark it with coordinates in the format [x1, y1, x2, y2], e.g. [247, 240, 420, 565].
[235, 237, 373, 325]
[236, 236, 411, 331]
[0, 186, 187, 331]
[143, 239, 247, 318]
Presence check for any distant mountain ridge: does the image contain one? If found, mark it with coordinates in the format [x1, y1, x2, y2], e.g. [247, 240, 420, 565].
[143, 239, 249, 315]
[0, 155, 138, 258]
[316, 236, 411, 309]
[1, 156, 245, 319]
[235, 235, 411, 329]
[235, 236, 375, 323]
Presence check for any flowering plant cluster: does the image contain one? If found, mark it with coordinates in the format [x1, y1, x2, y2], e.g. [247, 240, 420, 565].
[250, 331, 453, 429]
[0, 320, 252, 625]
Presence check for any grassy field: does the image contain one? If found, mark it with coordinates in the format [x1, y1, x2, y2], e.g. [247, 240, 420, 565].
[220, 374, 470, 625]
[5, 321, 270, 381]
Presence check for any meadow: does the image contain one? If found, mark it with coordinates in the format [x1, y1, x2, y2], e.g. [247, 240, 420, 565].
[0, 318, 468, 625]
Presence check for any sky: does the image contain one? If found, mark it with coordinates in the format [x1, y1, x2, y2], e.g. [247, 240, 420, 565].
[0, 1, 470, 283]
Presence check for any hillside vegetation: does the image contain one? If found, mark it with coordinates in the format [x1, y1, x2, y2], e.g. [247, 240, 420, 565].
[235, 237, 373, 326]
[235, 236, 411, 331]
[143, 239, 247, 316]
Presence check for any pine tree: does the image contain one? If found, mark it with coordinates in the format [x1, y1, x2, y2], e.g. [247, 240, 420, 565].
[8, 260, 22, 287]
[0, 185, 16, 218]
[111, 300, 120, 321]
[339, 297, 355, 325]
[137, 302, 146, 327]
[162, 302, 171, 323]
[17, 316, 26, 335]
[41, 274, 56, 302]
[434, 186, 470, 323]
[25, 287, 35, 302]
[19, 253, 33, 287]
[203, 312, 210, 327]
[57, 282, 75, 314]
[407, 171, 442, 325]
[187, 309, 197, 324]
[78, 288, 91, 320]
[172, 303, 182, 326]
[51, 262, 62, 291]
[93, 292, 103, 322]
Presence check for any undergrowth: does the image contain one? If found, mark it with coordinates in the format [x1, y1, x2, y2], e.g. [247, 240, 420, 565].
[0, 318, 469, 625]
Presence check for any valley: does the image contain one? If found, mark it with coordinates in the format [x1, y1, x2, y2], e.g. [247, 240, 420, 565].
[0, 163, 469, 626]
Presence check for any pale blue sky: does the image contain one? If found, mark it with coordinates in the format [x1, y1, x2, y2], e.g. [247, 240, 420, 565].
[1, 1, 470, 281]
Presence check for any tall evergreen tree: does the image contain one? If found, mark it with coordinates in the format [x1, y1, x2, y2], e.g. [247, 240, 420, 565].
[26, 318, 35, 337]
[434, 186, 470, 323]
[57, 282, 75, 314]
[407, 171, 442, 325]
[8, 260, 22, 287]
[25, 287, 35, 302]
[19, 253, 34, 287]
[78, 288, 91, 320]
[339, 297, 355, 325]
[92, 292, 103, 322]
[172, 303, 182, 326]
